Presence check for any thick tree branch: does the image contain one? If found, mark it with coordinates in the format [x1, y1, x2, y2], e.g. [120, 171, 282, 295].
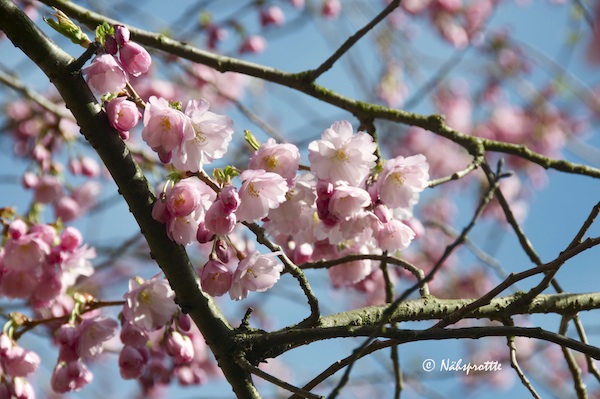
[0, 2, 259, 397]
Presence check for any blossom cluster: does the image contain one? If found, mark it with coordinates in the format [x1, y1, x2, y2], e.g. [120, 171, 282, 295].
[119, 275, 218, 392]
[145, 109, 429, 295]
[82, 25, 151, 96]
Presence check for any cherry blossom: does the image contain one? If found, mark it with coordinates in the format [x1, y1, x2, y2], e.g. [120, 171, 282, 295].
[82, 54, 128, 95]
[248, 138, 300, 183]
[235, 169, 288, 223]
[122, 274, 178, 332]
[308, 121, 377, 187]
[141, 96, 194, 163]
[375, 154, 429, 211]
[172, 99, 234, 172]
[229, 251, 283, 300]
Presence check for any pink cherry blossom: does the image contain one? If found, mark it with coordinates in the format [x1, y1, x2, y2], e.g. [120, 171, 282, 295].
[200, 258, 233, 297]
[1, 338, 40, 377]
[82, 54, 128, 95]
[328, 183, 371, 220]
[119, 41, 152, 77]
[165, 179, 203, 217]
[50, 360, 93, 393]
[167, 209, 203, 246]
[59, 227, 82, 252]
[235, 169, 288, 223]
[123, 274, 178, 332]
[308, 121, 377, 187]
[376, 154, 429, 210]
[8, 377, 35, 399]
[375, 219, 415, 252]
[119, 345, 148, 379]
[142, 96, 194, 163]
[75, 315, 118, 360]
[33, 175, 63, 204]
[248, 138, 300, 183]
[229, 251, 283, 300]
[172, 99, 234, 172]
[105, 97, 141, 139]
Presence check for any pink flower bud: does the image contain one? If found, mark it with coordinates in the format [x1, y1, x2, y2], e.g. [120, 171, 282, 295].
[200, 258, 233, 297]
[82, 54, 128, 95]
[214, 238, 230, 263]
[205, 200, 236, 235]
[80, 156, 100, 178]
[59, 227, 82, 252]
[239, 35, 267, 54]
[260, 6, 286, 27]
[104, 35, 118, 55]
[119, 345, 148, 379]
[220, 185, 240, 212]
[54, 196, 82, 223]
[105, 97, 141, 137]
[321, 0, 341, 20]
[165, 331, 195, 365]
[120, 321, 149, 348]
[196, 222, 214, 244]
[119, 42, 152, 77]
[22, 172, 38, 189]
[114, 25, 130, 46]
[8, 219, 27, 240]
[176, 313, 192, 332]
[166, 180, 201, 217]
[69, 158, 82, 175]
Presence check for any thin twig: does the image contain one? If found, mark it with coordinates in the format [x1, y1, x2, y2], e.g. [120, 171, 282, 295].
[243, 221, 320, 326]
[505, 318, 541, 399]
[427, 156, 481, 188]
[309, 0, 401, 80]
[236, 358, 324, 399]
[559, 316, 588, 399]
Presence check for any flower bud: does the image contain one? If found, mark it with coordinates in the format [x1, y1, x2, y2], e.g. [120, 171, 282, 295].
[119, 42, 151, 77]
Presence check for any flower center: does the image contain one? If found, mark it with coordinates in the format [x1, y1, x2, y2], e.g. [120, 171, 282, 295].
[194, 126, 206, 143]
[334, 148, 349, 162]
[160, 116, 172, 132]
[390, 171, 405, 186]
[247, 182, 260, 198]
[265, 154, 278, 170]
[139, 289, 153, 305]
